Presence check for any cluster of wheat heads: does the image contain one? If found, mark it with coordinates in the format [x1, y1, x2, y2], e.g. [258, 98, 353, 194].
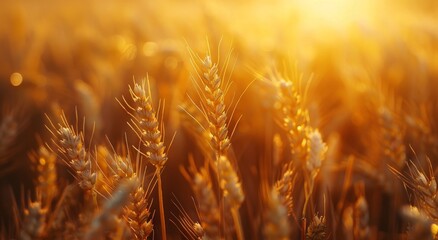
[2, 42, 438, 240]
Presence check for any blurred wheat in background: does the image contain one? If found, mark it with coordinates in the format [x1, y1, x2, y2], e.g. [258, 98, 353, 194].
[1, 0, 438, 239]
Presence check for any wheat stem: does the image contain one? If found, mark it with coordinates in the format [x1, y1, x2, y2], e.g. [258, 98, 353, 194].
[231, 208, 244, 240]
[157, 167, 167, 240]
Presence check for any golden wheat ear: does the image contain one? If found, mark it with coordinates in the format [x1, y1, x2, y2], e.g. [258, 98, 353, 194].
[180, 156, 220, 239]
[170, 197, 207, 240]
[263, 187, 291, 240]
[46, 112, 97, 192]
[121, 79, 168, 169]
[352, 195, 370, 240]
[29, 144, 58, 206]
[85, 179, 136, 240]
[98, 138, 155, 240]
[306, 214, 327, 240]
[119, 79, 167, 239]
[272, 74, 311, 168]
[270, 71, 328, 218]
[44, 111, 99, 238]
[303, 130, 327, 215]
[274, 167, 296, 217]
[401, 206, 437, 240]
[187, 49, 246, 239]
[124, 177, 154, 240]
[342, 183, 370, 240]
[19, 192, 48, 240]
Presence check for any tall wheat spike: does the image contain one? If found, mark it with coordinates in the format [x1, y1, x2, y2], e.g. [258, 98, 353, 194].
[189, 53, 244, 239]
[199, 56, 231, 160]
[122, 79, 168, 239]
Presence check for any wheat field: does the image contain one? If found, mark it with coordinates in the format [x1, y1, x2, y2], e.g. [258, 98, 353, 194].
[1, 0, 438, 239]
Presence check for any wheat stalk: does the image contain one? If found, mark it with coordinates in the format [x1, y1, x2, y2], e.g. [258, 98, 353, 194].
[121, 79, 168, 239]
[44, 113, 99, 238]
[188, 52, 245, 239]
[271, 73, 328, 217]
[216, 155, 244, 239]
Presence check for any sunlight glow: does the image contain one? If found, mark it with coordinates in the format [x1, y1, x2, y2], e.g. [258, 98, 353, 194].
[294, 0, 373, 29]
[10, 72, 23, 87]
